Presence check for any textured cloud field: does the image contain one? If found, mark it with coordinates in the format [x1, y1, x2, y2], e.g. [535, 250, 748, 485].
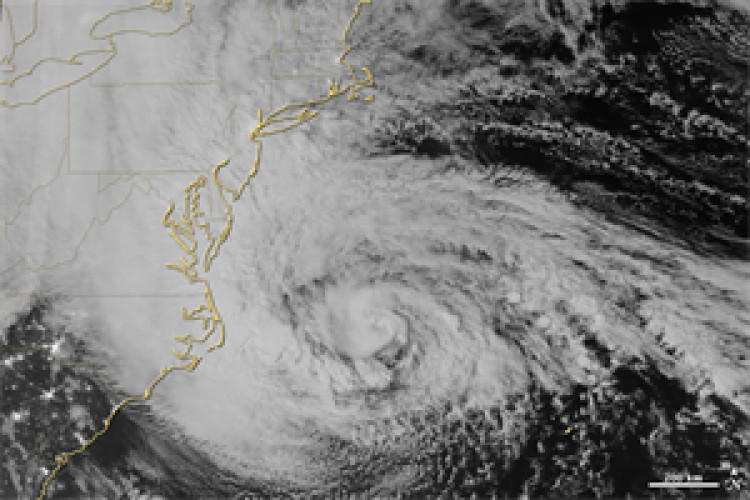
[1, 0, 749, 497]
[148, 112, 750, 489]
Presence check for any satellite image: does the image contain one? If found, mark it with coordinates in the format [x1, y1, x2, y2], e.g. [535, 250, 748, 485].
[0, 0, 748, 498]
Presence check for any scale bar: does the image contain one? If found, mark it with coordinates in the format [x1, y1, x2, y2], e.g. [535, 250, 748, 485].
[648, 482, 720, 489]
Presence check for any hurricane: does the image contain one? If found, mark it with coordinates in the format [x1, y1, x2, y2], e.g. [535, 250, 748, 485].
[2, 0, 749, 497]
[174, 124, 748, 494]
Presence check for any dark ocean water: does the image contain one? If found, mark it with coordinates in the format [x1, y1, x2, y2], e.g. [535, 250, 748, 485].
[2, 0, 749, 498]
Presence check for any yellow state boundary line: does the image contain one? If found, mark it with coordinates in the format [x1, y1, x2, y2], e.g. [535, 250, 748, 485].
[0, 0, 39, 72]
[0, 0, 192, 108]
[0, 346, 121, 473]
[36, 1, 375, 498]
[1, 0, 197, 277]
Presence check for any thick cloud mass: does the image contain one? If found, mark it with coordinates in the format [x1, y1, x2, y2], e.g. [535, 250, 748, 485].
[2, 0, 748, 497]
[159, 124, 748, 490]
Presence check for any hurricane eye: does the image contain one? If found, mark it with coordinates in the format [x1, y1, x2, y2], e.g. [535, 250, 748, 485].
[332, 305, 403, 359]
